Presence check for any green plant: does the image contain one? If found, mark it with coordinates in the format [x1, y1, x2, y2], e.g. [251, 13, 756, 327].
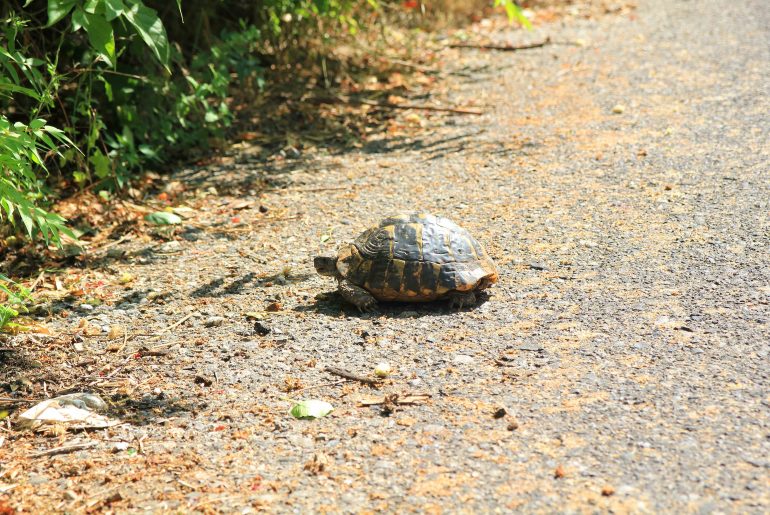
[495, 0, 531, 28]
[1, 15, 75, 245]
[0, 272, 30, 331]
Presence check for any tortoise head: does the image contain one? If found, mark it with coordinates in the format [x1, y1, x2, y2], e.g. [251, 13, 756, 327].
[313, 256, 338, 277]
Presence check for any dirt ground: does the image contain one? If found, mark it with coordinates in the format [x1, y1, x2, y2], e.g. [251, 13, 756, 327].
[2, 0, 769, 513]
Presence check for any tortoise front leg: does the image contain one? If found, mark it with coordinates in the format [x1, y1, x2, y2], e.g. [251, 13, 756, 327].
[448, 291, 477, 309]
[338, 279, 378, 313]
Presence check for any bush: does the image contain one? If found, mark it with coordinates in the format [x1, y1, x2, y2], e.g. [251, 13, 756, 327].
[0, 1, 369, 244]
[1, 0, 528, 329]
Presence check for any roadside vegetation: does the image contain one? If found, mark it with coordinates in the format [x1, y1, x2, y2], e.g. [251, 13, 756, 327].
[0, 0, 528, 329]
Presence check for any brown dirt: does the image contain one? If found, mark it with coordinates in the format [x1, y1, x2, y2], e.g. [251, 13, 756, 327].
[2, 0, 768, 513]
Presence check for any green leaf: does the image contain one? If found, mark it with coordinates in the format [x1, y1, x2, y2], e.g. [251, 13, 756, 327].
[83, 0, 100, 14]
[0, 305, 19, 331]
[89, 150, 111, 178]
[71, 6, 85, 31]
[290, 400, 334, 420]
[495, 0, 532, 29]
[104, 0, 125, 21]
[122, 2, 170, 67]
[73, 171, 88, 185]
[29, 118, 47, 130]
[0, 82, 41, 100]
[47, 0, 78, 26]
[81, 12, 116, 66]
[204, 111, 218, 123]
[144, 212, 182, 225]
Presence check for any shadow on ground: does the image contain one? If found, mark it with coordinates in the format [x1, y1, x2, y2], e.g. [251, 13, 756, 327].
[295, 289, 491, 319]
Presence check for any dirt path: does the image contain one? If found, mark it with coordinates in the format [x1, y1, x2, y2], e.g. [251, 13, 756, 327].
[3, 0, 769, 512]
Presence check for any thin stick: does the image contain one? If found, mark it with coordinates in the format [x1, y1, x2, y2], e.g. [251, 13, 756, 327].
[158, 312, 195, 336]
[311, 96, 483, 115]
[143, 312, 196, 352]
[449, 37, 551, 52]
[293, 379, 348, 393]
[94, 234, 132, 253]
[265, 186, 350, 193]
[359, 98, 482, 115]
[324, 366, 380, 386]
[0, 397, 39, 403]
[29, 270, 45, 292]
[30, 441, 97, 458]
[382, 57, 439, 73]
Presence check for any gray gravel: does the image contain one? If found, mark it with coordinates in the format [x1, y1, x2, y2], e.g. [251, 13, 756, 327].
[4, 0, 769, 512]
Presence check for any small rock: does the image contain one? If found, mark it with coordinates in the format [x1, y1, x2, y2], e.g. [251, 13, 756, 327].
[111, 442, 130, 453]
[157, 241, 182, 253]
[453, 354, 475, 365]
[259, 205, 269, 213]
[612, 104, 626, 114]
[408, 378, 423, 387]
[27, 473, 49, 485]
[204, 316, 225, 327]
[493, 407, 507, 419]
[518, 343, 544, 352]
[253, 321, 271, 336]
[374, 362, 392, 378]
[79, 304, 94, 311]
[602, 486, 615, 496]
[194, 375, 213, 387]
[528, 262, 547, 270]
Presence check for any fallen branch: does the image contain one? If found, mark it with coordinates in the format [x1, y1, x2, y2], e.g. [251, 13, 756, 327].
[311, 96, 483, 115]
[324, 366, 380, 386]
[293, 379, 348, 393]
[358, 393, 431, 406]
[30, 441, 97, 458]
[382, 57, 439, 74]
[266, 186, 350, 193]
[0, 396, 39, 403]
[449, 37, 551, 52]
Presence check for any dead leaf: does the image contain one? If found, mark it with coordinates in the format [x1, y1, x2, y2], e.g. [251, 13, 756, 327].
[303, 453, 331, 475]
[396, 417, 416, 427]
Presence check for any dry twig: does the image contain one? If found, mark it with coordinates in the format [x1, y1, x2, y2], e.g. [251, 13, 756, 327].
[449, 37, 551, 52]
[311, 95, 483, 115]
[324, 366, 380, 386]
[30, 441, 97, 458]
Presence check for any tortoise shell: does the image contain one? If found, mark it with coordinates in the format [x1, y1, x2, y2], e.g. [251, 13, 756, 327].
[335, 213, 498, 302]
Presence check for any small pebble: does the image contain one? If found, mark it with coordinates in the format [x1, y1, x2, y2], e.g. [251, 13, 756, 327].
[454, 354, 475, 365]
[612, 104, 626, 114]
[158, 241, 182, 253]
[204, 316, 225, 327]
[253, 321, 271, 336]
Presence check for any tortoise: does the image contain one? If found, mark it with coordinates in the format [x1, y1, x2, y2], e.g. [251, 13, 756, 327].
[314, 213, 498, 311]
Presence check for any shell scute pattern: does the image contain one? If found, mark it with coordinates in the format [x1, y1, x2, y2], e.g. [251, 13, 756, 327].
[337, 214, 497, 302]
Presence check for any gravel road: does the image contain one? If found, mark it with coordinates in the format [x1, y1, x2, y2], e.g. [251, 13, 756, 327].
[3, 0, 768, 512]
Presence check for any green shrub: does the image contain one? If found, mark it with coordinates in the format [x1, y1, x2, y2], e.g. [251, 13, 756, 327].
[0, 272, 29, 331]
